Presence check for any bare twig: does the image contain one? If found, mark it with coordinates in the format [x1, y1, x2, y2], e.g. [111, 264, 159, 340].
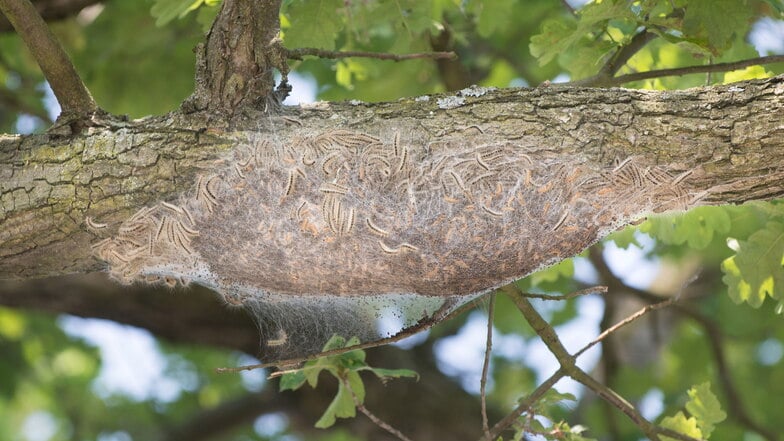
[571, 369, 663, 441]
[482, 369, 567, 441]
[287, 47, 457, 62]
[575, 298, 676, 358]
[0, 0, 96, 115]
[480, 293, 495, 437]
[342, 377, 414, 441]
[497, 283, 706, 441]
[519, 285, 607, 301]
[589, 252, 778, 441]
[573, 55, 784, 87]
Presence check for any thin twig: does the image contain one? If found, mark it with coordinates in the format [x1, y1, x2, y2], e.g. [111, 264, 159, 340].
[574, 297, 676, 359]
[342, 377, 414, 441]
[0, 0, 96, 115]
[588, 254, 777, 441]
[480, 293, 495, 438]
[573, 370, 668, 441]
[519, 285, 607, 301]
[498, 283, 701, 441]
[287, 47, 457, 62]
[482, 369, 567, 441]
[598, 30, 658, 79]
[502, 284, 574, 364]
[574, 55, 784, 87]
[216, 297, 483, 373]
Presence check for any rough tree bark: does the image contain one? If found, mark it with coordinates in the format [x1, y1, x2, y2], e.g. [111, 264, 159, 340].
[1, 77, 783, 280]
[1, 1, 783, 439]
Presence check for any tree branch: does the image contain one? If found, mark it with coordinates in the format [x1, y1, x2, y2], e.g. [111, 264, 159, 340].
[482, 369, 566, 441]
[343, 377, 414, 441]
[575, 297, 676, 358]
[575, 55, 784, 87]
[596, 30, 658, 81]
[0, 0, 96, 116]
[588, 256, 779, 441]
[287, 48, 456, 62]
[221, 297, 481, 372]
[188, 0, 287, 113]
[3, 77, 784, 295]
[480, 293, 495, 438]
[519, 286, 607, 301]
[0, 0, 103, 32]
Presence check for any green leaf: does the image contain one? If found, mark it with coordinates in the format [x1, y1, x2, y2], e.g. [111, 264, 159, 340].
[467, 0, 516, 38]
[530, 258, 574, 286]
[721, 222, 784, 307]
[530, 0, 635, 68]
[195, 1, 221, 31]
[314, 381, 357, 428]
[660, 411, 703, 441]
[682, 0, 753, 53]
[150, 0, 206, 26]
[685, 382, 727, 438]
[607, 225, 641, 249]
[530, 18, 577, 66]
[283, 0, 344, 49]
[644, 206, 731, 250]
[279, 369, 307, 391]
[322, 334, 348, 351]
[362, 367, 419, 381]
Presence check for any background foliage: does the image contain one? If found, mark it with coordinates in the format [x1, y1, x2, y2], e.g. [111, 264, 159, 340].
[1, 0, 784, 440]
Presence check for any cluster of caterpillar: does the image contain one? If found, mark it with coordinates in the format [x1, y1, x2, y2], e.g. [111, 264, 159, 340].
[85, 126, 700, 360]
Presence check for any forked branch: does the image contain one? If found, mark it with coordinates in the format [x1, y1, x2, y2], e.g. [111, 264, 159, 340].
[487, 283, 707, 441]
[0, 0, 96, 116]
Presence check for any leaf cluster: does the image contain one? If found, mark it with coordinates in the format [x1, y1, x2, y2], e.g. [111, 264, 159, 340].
[279, 335, 418, 429]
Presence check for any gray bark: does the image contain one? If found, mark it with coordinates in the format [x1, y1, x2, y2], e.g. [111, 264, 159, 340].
[2, 76, 783, 285]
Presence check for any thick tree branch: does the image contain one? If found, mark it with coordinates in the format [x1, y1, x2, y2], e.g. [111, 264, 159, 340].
[2, 76, 784, 286]
[0, 0, 96, 116]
